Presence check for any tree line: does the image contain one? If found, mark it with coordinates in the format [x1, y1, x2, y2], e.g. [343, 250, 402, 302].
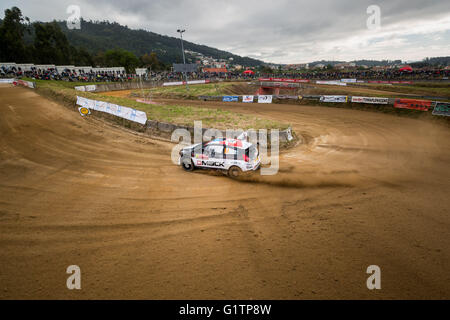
[0, 7, 168, 73]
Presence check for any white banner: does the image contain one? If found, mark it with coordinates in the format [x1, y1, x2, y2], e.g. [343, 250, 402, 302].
[242, 95, 254, 103]
[75, 85, 96, 92]
[258, 95, 273, 104]
[351, 96, 389, 104]
[163, 80, 208, 86]
[163, 81, 183, 86]
[341, 79, 357, 83]
[76, 96, 147, 125]
[0, 78, 15, 83]
[316, 80, 347, 86]
[320, 95, 348, 103]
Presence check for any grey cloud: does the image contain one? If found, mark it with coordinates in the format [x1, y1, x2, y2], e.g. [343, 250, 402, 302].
[1, 0, 449, 62]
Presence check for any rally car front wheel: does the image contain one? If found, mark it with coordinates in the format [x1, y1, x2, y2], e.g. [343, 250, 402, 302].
[227, 166, 242, 178]
[181, 159, 194, 171]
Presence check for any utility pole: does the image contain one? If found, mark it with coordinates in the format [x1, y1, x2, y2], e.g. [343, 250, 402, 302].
[177, 28, 189, 91]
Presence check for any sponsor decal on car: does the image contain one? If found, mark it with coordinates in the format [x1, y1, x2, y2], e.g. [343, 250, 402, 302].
[201, 161, 225, 167]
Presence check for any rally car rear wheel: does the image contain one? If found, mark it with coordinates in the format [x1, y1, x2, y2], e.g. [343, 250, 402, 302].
[182, 159, 194, 171]
[228, 166, 242, 178]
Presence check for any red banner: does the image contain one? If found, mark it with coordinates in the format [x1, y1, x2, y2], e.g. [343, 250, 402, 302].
[394, 99, 431, 111]
[259, 78, 310, 83]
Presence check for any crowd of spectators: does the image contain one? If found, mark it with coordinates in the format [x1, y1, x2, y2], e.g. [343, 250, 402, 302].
[2, 65, 449, 83]
[260, 68, 450, 81]
[0, 66, 134, 82]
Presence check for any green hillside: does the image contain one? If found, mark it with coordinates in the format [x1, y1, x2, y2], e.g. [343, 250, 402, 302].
[56, 19, 263, 67]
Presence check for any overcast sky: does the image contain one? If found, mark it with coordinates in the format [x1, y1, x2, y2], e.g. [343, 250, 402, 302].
[1, 0, 449, 63]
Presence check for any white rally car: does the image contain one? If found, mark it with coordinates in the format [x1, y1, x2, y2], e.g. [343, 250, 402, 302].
[179, 138, 260, 177]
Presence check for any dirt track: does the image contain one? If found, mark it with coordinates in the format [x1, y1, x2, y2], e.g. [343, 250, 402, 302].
[0, 85, 449, 299]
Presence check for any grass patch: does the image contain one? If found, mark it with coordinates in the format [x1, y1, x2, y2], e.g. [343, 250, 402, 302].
[134, 82, 239, 99]
[27, 79, 288, 130]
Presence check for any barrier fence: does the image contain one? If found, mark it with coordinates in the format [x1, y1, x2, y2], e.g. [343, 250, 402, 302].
[5, 78, 448, 118]
[198, 94, 449, 116]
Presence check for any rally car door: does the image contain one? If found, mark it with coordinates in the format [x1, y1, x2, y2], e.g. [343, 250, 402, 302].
[197, 144, 225, 169]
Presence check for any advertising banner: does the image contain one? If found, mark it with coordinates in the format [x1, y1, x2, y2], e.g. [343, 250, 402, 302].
[316, 80, 347, 86]
[188, 80, 209, 85]
[0, 78, 15, 83]
[163, 81, 183, 86]
[351, 96, 389, 104]
[242, 95, 254, 103]
[258, 95, 273, 104]
[163, 80, 209, 86]
[78, 107, 91, 117]
[259, 78, 309, 83]
[222, 96, 239, 102]
[394, 99, 431, 111]
[76, 96, 147, 124]
[432, 102, 450, 117]
[274, 95, 299, 100]
[75, 85, 96, 92]
[320, 95, 348, 103]
[341, 79, 357, 83]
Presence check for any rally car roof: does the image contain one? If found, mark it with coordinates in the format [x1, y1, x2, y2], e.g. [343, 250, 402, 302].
[206, 138, 253, 149]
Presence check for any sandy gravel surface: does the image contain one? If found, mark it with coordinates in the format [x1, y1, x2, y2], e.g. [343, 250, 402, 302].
[0, 85, 449, 299]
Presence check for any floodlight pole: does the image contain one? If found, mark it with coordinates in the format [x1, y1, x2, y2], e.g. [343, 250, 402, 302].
[177, 28, 189, 91]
